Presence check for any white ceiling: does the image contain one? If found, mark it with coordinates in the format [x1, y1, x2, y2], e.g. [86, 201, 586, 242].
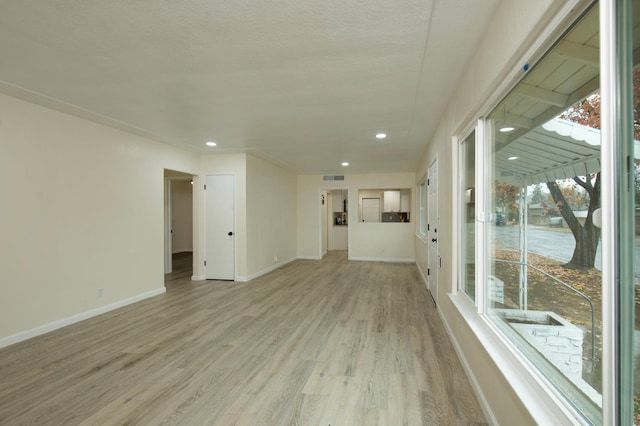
[0, 0, 500, 174]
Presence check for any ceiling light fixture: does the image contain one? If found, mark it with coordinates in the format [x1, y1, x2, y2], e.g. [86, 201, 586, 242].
[375, 133, 387, 139]
[508, 156, 518, 160]
[499, 127, 515, 133]
[341, 162, 349, 166]
[206, 141, 217, 147]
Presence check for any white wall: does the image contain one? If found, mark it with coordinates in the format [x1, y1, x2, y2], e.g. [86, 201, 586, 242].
[170, 179, 193, 253]
[196, 153, 296, 281]
[245, 154, 297, 279]
[297, 173, 415, 261]
[0, 93, 199, 343]
[413, 1, 577, 424]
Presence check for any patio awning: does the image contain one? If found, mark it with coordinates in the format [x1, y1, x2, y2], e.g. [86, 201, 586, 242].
[495, 117, 640, 186]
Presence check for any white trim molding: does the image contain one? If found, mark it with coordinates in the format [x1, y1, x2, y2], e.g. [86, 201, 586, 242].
[235, 257, 297, 282]
[0, 288, 166, 349]
[348, 256, 415, 263]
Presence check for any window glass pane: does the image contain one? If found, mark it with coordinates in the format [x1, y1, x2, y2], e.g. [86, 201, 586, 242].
[461, 130, 476, 301]
[486, 4, 602, 422]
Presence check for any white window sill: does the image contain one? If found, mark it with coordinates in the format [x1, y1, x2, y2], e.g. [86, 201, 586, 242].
[448, 292, 591, 425]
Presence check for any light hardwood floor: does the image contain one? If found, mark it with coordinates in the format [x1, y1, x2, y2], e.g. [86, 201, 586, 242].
[0, 251, 487, 425]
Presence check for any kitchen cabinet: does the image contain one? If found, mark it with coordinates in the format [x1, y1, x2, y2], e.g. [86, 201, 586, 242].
[383, 190, 400, 212]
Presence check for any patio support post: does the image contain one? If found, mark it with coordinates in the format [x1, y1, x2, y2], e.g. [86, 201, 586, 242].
[518, 184, 528, 310]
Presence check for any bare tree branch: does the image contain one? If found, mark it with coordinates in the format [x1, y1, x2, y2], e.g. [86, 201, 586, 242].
[573, 175, 593, 194]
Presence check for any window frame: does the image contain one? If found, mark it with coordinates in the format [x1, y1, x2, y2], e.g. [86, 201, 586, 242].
[458, 127, 479, 303]
[449, 0, 617, 423]
[600, 0, 634, 423]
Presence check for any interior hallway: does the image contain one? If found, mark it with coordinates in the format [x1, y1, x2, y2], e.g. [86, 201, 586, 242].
[0, 252, 486, 425]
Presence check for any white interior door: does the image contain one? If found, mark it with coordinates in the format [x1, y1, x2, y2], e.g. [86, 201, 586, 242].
[205, 174, 235, 280]
[362, 198, 380, 222]
[427, 159, 439, 301]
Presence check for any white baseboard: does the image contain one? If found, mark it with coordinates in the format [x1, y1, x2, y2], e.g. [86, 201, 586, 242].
[0, 287, 166, 349]
[348, 256, 416, 263]
[235, 257, 297, 282]
[297, 255, 321, 260]
[191, 275, 205, 281]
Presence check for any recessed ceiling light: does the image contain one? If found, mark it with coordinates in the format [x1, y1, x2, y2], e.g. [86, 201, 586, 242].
[341, 162, 349, 166]
[508, 156, 518, 160]
[375, 133, 387, 139]
[206, 141, 217, 147]
[499, 127, 515, 133]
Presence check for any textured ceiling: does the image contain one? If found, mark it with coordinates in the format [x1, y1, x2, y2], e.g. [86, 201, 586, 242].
[0, 0, 500, 174]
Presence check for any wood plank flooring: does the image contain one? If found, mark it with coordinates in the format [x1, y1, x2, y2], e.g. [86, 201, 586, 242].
[0, 251, 487, 425]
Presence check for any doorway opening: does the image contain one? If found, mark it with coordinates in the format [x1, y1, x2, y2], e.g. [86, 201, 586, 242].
[321, 188, 349, 257]
[164, 169, 195, 287]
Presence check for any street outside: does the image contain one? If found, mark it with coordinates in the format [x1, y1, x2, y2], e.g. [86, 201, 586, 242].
[492, 223, 640, 282]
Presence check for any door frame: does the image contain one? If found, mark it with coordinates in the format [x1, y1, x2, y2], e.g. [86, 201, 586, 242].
[318, 187, 349, 258]
[321, 190, 329, 257]
[164, 171, 196, 276]
[164, 177, 172, 274]
[204, 173, 237, 280]
[427, 157, 439, 302]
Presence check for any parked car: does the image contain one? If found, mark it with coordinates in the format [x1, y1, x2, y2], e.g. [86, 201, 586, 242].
[549, 216, 563, 227]
[495, 212, 506, 226]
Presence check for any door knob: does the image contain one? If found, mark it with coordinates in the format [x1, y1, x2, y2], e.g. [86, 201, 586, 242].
[228, 231, 234, 236]
[432, 238, 437, 243]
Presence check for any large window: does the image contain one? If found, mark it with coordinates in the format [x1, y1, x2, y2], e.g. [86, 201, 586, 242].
[487, 6, 603, 421]
[462, 3, 605, 422]
[455, 0, 640, 423]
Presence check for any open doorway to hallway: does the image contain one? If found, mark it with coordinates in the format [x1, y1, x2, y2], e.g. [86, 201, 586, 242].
[164, 169, 194, 285]
[323, 188, 349, 257]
